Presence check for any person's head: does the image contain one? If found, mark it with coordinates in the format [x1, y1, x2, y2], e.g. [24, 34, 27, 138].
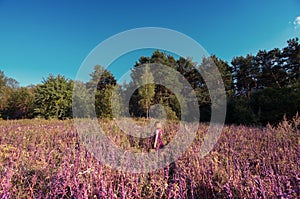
[154, 121, 162, 129]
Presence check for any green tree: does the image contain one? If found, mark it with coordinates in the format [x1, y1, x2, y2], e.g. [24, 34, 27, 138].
[251, 86, 300, 125]
[0, 71, 6, 89]
[86, 65, 117, 118]
[138, 64, 155, 118]
[226, 97, 257, 125]
[282, 37, 300, 85]
[86, 65, 116, 91]
[111, 84, 124, 118]
[95, 84, 116, 118]
[72, 80, 94, 118]
[210, 55, 234, 97]
[3, 87, 35, 119]
[34, 74, 73, 119]
[0, 71, 20, 118]
[255, 49, 287, 88]
[129, 51, 181, 118]
[0, 71, 8, 116]
[232, 55, 258, 98]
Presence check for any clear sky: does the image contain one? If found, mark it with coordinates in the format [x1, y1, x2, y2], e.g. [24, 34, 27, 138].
[0, 0, 299, 86]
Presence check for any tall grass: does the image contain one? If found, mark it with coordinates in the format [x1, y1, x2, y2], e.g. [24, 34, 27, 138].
[0, 115, 299, 198]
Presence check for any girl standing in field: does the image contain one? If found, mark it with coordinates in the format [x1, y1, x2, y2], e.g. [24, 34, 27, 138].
[153, 121, 164, 150]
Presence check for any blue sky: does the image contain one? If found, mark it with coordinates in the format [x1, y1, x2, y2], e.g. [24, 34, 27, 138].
[0, 0, 299, 86]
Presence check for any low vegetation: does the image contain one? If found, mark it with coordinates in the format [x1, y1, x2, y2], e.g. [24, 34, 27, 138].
[0, 115, 299, 198]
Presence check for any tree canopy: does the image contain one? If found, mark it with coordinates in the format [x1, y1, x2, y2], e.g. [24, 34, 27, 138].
[0, 38, 299, 125]
[34, 74, 73, 119]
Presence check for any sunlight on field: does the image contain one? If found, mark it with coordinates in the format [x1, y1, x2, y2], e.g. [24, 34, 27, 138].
[0, 117, 299, 198]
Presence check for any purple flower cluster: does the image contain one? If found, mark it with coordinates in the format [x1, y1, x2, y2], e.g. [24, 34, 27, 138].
[0, 116, 299, 198]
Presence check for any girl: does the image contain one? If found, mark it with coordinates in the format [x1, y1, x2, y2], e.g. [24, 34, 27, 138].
[153, 121, 164, 150]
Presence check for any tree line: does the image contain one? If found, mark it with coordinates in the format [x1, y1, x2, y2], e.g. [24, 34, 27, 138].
[0, 38, 299, 125]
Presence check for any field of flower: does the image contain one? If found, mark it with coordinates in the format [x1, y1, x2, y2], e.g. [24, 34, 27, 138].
[0, 116, 299, 198]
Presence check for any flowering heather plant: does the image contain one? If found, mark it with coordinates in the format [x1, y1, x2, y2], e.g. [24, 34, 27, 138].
[0, 115, 299, 198]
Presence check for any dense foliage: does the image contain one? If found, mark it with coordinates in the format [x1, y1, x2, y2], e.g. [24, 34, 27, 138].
[0, 38, 299, 125]
[34, 74, 73, 119]
[0, 116, 299, 198]
[0, 71, 34, 119]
